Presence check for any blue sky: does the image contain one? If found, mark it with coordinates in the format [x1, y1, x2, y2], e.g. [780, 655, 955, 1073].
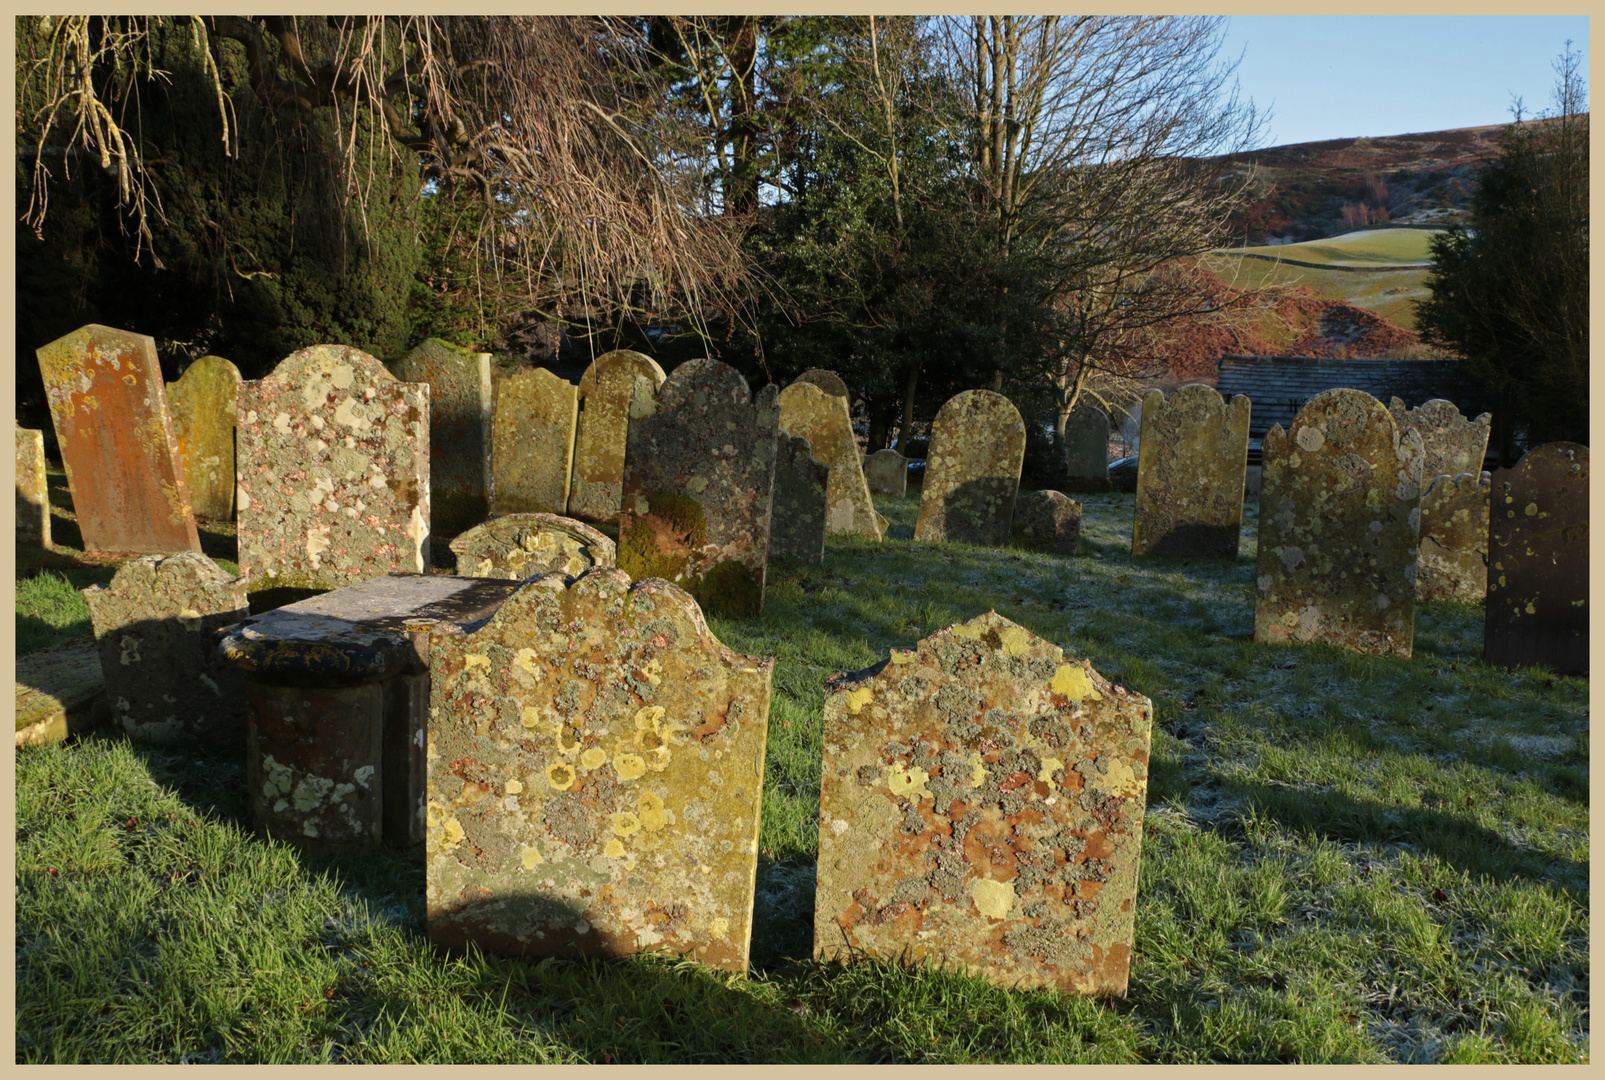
[1220, 17, 1589, 149]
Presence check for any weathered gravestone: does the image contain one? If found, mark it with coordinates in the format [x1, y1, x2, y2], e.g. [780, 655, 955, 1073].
[237, 345, 430, 597]
[1388, 397, 1491, 481]
[16, 426, 51, 547]
[1062, 405, 1111, 494]
[491, 366, 579, 516]
[617, 360, 780, 617]
[1012, 490, 1082, 555]
[814, 611, 1153, 996]
[16, 638, 104, 748]
[1485, 442, 1588, 675]
[167, 355, 242, 521]
[567, 350, 667, 522]
[1131, 386, 1251, 560]
[914, 390, 1025, 546]
[450, 513, 616, 580]
[36, 324, 202, 554]
[1254, 388, 1424, 658]
[792, 368, 850, 400]
[1417, 473, 1490, 603]
[391, 339, 492, 535]
[426, 569, 774, 971]
[864, 449, 909, 498]
[778, 381, 881, 539]
[83, 551, 249, 748]
[769, 433, 829, 564]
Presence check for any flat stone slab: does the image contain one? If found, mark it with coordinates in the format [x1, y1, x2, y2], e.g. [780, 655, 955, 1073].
[568, 351, 666, 523]
[16, 426, 51, 547]
[167, 355, 242, 521]
[1417, 472, 1489, 603]
[1132, 386, 1250, 560]
[36, 324, 201, 554]
[1012, 490, 1082, 555]
[915, 391, 1025, 546]
[391, 340, 492, 535]
[779, 381, 881, 539]
[426, 569, 774, 972]
[16, 638, 104, 747]
[864, 449, 908, 498]
[491, 367, 579, 516]
[815, 611, 1153, 996]
[1254, 388, 1424, 658]
[770, 433, 829, 563]
[450, 513, 616, 580]
[1389, 397, 1490, 483]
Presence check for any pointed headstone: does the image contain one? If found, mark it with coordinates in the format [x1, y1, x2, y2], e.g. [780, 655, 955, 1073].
[450, 513, 615, 580]
[770, 432, 829, 564]
[491, 366, 579, 516]
[1131, 386, 1251, 560]
[914, 390, 1025, 546]
[568, 350, 667, 523]
[864, 449, 909, 498]
[391, 339, 492, 535]
[778, 381, 881, 539]
[167, 355, 242, 521]
[16, 426, 51, 547]
[1417, 472, 1490, 603]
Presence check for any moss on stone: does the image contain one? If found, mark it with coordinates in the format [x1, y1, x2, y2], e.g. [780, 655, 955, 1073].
[688, 560, 763, 619]
[618, 491, 707, 584]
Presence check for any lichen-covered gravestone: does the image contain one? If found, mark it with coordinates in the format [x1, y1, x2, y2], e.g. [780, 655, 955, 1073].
[16, 426, 51, 547]
[914, 391, 1025, 546]
[1062, 405, 1111, 494]
[426, 569, 774, 971]
[1254, 388, 1424, 658]
[791, 368, 850, 400]
[1012, 490, 1082, 555]
[1417, 473, 1490, 603]
[1131, 386, 1251, 560]
[491, 366, 579, 516]
[769, 433, 829, 564]
[83, 551, 250, 747]
[617, 360, 780, 617]
[1485, 442, 1588, 675]
[778, 381, 881, 539]
[864, 449, 909, 498]
[391, 339, 492, 535]
[567, 350, 667, 522]
[237, 344, 430, 596]
[449, 513, 616, 580]
[35, 324, 201, 554]
[815, 611, 1153, 995]
[1388, 397, 1491, 482]
[167, 355, 242, 521]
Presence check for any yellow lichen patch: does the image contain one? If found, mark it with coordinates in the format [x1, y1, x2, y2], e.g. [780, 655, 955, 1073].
[1050, 663, 1103, 701]
[604, 839, 626, 858]
[998, 626, 1032, 657]
[634, 705, 666, 731]
[580, 747, 608, 770]
[514, 648, 542, 677]
[951, 619, 985, 640]
[967, 752, 989, 789]
[464, 653, 490, 672]
[709, 917, 730, 939]
[887, 763, 931, 800]
[890, 649, 914, 665]
[546, 762, 577, 790]
[611, 811, 641, 837]
[641, 657, 664, 684]
[520, 705, 541, 729]
[520, 846, 544, 869]
[845, 686, 874, 714]
[969, 877, 1016, 919]
[505, 779, 524, 795]
[637, 791, 667, 831]
[552, 721, 581, 755]
[1038, 756, 1065, 783]
[442, 817, 466, 848]
[613, 753, 648, 781]
[1096, 758, 1143, 798]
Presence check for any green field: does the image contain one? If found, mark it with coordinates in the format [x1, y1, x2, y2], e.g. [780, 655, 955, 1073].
[1231, 229, 1441, 268]
[1214, 257, 1433, 332]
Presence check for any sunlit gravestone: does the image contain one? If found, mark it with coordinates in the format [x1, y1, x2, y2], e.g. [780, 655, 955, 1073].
[567, 350, 666, 523]
[16, 426, 51, 547]
[914, 390, 1026, 546]
[490, 366, 579, 516]
[1416, 472, 1491, 603]
[769, 432, 830, 564]
[778, 380, 882, 539]
[449, 512, 615, 580]
[426, 569, 773, 971]
[815, 611, 1153, 995]
[1387, 397, 1491, 482]
[1131, 385, 1250, 560]
[166, 355, 242, 521]
[390, 339, 492, 536]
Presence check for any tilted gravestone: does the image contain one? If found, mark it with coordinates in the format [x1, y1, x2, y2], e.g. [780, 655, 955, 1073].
[83, 551, 250, 747]
[16, 426, 51, 547]
[815, 611, 1153, 996]
[914, 390, 1025, 546]
[36, 324, 202, 554]
[450, 513, 616, 580]
[791, 368, 850, 400]
[491, 366, 579, 516]
[391, 339, 492, 535]
[617, 360, 780, 617]
[567, 350, 667, 523]
[167, 355, 242, 522]
[864, 449, 909, 498]
[1131, 386, 1251, 560]
[426, 569, 774, 971]
[1388, 397, 1491, 482]
[769, 432, 829, 564]
[1012, 490, 1082, 555]
[1254, 388, 1425, 658]
[778, 381, 881, 540]
[1484, 442, 1588, 675]
[1417, 473, 1490, 603]
[237, 344, 430, 596]
[1061, 405, 1111, 494]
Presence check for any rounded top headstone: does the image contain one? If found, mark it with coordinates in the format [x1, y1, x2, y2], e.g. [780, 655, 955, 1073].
[578, 350, 667, 398]
[791, 368, 849, 400]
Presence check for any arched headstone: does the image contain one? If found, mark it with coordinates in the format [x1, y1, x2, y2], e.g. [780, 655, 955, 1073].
[568, 350, 667, 522]
[1131, 385, 1251, 560]
[490, 366, 579, 516]
[168, 355, 243, 521]
[914, 390, 1025, 546]
[449, 513, 615, 580]
[391, 339, 493, 535]
[791, 368, 849, 400]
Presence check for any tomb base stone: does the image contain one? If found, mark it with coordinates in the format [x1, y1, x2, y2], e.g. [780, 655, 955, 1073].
[864, 449, 909, 498]
[16, 639, 105, 748]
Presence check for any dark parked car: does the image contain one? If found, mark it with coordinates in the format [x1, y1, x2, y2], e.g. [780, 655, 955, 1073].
[1108, 455, 1138, 492]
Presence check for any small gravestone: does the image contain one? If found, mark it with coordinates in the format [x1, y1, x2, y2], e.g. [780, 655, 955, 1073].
[864, 449, 909, 498]
[568, 350, 667, 523]
[427, 569, 774, 972]
[1254, 388, 1424, 658]
[1131, 386, 1251, 560]
[617, 360, 780, 617]
[778, 381, 881, 539]
[16, 426, 51, 547]
[770, 433, 830, 564]
[1012, 490, 1082, 555]
[815, 611, 1153, 996]
[1062, 405, 1111, 494]
[1388, 397, 1491, 482]
[491, 366, 579, 516]
[237, 344, 431, 597]
[791, 368, 849, 400]
[914, 391, 1025, 546]
[16, 639, 104, 748]
[83, 552, 249, 748]
[1485, 443, 1588, 675]
[450, 513, 616, 580]
[1389, 398, 1491, 597]
[167, 355, 242, 521]
[1417, 473, 1490, 603]
[391, 340, 492, 535]
[35, 324, 201, 554]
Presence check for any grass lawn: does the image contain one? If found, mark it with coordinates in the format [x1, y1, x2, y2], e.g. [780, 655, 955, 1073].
[14, 486, 1588, 1063]
[1231, 229, 1441, 268]
[1216, 257, 1432, 333]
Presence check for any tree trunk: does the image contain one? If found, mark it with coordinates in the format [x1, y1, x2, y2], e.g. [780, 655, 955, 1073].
[897, 362, 920, 448]
[1054, 360, 1091, 476]
[867, 395, 895, 452]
